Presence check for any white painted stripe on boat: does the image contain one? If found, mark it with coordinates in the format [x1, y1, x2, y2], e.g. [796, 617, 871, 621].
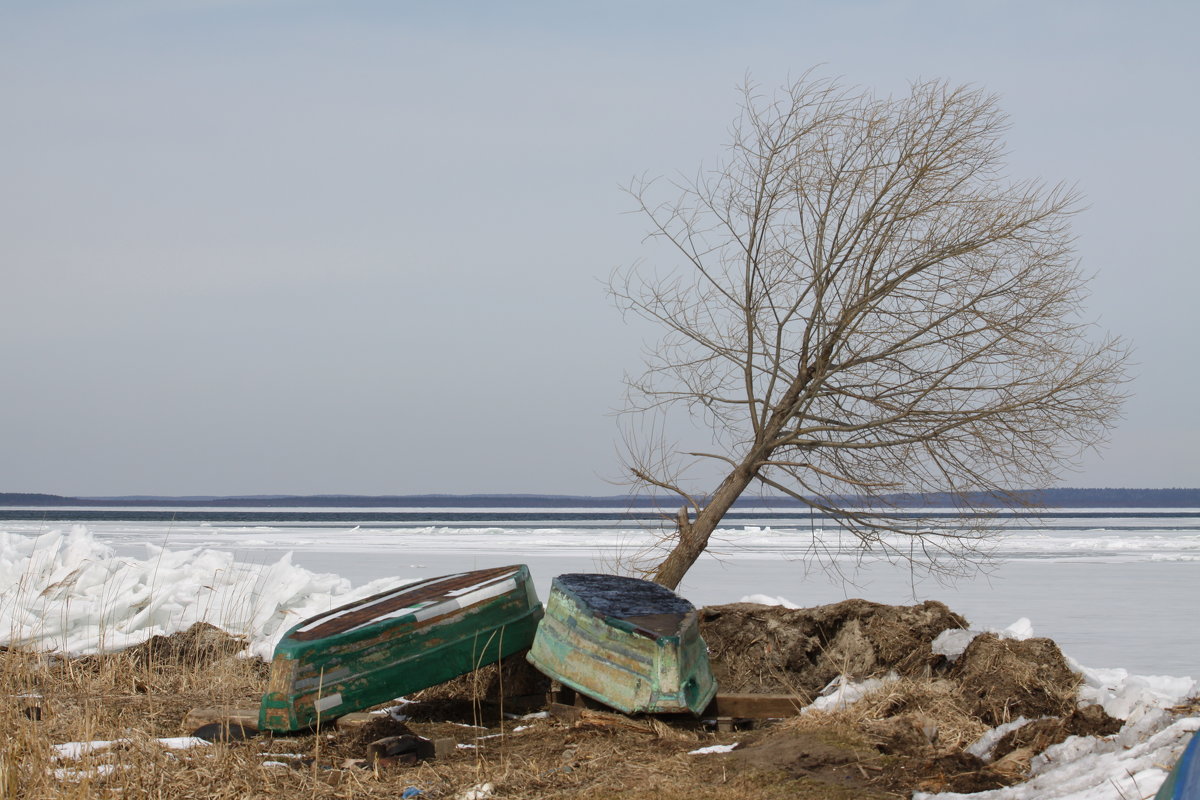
[314, 693, 343, 713]
[292, 575, 472, 633]
[337, 598, 446, 634]
[452, 578, 518, 610]
[413, 598, 462, 622]
[298, 572, 518, 635]
[444, 570, 519, 597]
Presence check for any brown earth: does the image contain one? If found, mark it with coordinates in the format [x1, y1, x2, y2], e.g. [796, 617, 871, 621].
[699, 599, 968, 697]
[949, 633, 1081, 725]
[3, 603, 1141, 799]
[389, 598, 1106, 797]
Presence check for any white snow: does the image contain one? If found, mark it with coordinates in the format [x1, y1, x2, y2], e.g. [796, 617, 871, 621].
[965, 717, 1036, 762]
[51, 739, 124, 760]
[52, 736, 210, 761]
[156, 737, 211, 750]
[739, 593, 802, 608]
[51, 764, 123, 781]
[932, 617, 1035, 662]
[915, 621, 1198, 800]
[689, 743, 739, 754]
[788, 622, 1199, 799]
[456, 783, 495, 800]
[0, 527, 402, 659]
[916, 716, 1200, 800]
[1072, 657, 1197, 724]
[805, 672, 899, 712]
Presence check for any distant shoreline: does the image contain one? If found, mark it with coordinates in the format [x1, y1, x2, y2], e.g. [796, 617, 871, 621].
[2, 488, 1199, 508]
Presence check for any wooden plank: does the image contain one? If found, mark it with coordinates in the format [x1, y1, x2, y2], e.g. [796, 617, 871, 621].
[184, 707, 259, 730]
[549, 690, 808, 720]
[701, 693, 808, 718]
[549, 702, 582, 723]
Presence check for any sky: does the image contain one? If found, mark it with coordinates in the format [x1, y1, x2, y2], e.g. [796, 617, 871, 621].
[1, 1, 1196, 496]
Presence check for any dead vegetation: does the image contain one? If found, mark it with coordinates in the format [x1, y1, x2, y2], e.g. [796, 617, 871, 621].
[0, 603, 1138, 799]
[699, 599, 968, 697]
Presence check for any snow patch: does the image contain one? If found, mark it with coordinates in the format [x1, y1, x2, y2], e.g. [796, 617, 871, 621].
[739, 593, 801, 609]
[805, 672, 899, 712]
[965, 717, 1035, 762]
[932, 617, 1035, 662]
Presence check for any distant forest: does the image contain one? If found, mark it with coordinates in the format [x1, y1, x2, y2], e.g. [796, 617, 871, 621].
[1, 488, 1198, 508]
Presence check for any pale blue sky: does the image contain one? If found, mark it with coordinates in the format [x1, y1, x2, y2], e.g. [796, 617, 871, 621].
[2, 1, 1196, 495]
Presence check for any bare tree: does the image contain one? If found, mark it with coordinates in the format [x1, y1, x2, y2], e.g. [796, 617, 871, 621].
[611, 75, 1128, 590]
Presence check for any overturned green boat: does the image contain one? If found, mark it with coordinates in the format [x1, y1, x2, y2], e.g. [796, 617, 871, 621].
[527, 573, 717, 715]
[259, 564, 543, 732]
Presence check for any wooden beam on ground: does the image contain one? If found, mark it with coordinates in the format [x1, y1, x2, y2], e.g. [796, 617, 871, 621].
[701, 693, 808, 719]
[184, 707, 378, 733]
[184, 707, 259, 731]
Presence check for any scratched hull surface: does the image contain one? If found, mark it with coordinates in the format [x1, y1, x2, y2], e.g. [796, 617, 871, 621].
[527, 573, 717, 715]
[259, 564, 542, 732]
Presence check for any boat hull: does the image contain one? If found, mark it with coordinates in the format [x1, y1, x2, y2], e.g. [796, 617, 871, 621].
[527, 573, 717, 715]
[1156, 729, 1200, 800]
[259, 564, 542, 732]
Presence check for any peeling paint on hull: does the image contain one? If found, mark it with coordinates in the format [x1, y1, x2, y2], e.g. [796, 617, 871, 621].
[527, 574, 717, 715]
[259, 565, 543, 732]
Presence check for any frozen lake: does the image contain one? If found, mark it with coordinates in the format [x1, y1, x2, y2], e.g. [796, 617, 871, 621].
[3, 507, 1197, 677]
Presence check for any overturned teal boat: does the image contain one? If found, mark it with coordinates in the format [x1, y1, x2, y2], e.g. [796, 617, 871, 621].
[527, 573, 717, 715]
[260, 565, 543, 732]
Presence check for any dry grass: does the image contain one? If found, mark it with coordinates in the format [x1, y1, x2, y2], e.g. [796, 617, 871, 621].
[0, 629, 752, 800]
[0, 609, 1110, 799]
[1, 625, 271, 800]
[783, 676, 990, 752]
[0, 636, 999, 800]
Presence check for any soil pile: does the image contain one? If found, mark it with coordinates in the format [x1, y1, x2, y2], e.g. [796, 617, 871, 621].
[949, 632, 1081, 724]
[119, 622, 247, 668]
[699, 598, 967, 696]
[690, 601, 1122, 796]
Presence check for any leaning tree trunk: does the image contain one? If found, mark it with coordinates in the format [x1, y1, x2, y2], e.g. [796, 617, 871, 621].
[652, 466, 757, 589]
[651, 367, 814, 589]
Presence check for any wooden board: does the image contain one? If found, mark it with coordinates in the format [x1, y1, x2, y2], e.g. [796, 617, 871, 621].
[185, 707, 378, 733]
[547, 690, 810, 719]
[702, 693, 808, 718]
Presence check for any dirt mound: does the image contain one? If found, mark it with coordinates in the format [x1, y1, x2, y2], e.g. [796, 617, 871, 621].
[120, 622, 246, 668]
[411, 651, 550, 703]
[699, 599, 967, 696]
[949, 633, 1080, 725]
[899, 751, 1010, 794]
[727, 728, 884, 795]
[383, 599, 1118, 796]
